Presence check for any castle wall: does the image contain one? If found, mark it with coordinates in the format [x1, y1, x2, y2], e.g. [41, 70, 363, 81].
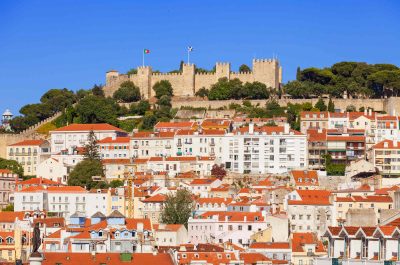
[103, 58, 281, 99]
[230, 72, 255, 83]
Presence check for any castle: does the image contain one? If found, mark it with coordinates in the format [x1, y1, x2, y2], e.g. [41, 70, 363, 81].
[103, 59, 282, 99]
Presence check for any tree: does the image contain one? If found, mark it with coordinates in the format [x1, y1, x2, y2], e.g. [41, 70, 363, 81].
[2, 204, 14, 212]
[83, 130, 100, 160]
[242, 82, 270, 99]
[75, 95, 120, 125]
[127, 68, 138, 75]
[40, 88, 77, 113]
[265, 100, 285, 117]
[153, 80, 174, 99]
[328, 98, 335, 112]
[160, 189, 194, 228]
[113, 81, 141, 102]
[211, 164, 227, 180]
[92, 84, 105, 97]
[131, 100, 151, 115]
[0, 158, 24, 176]
[141, 114, 157, 130]
[110, 179, 124, 188]
[314, 98, 327, 111]
[76, 89, 90, 99]
[239, 64, 251, 73]
[195, 87, 209, 98]
[68, 159, 104, 189]
[346, 105, 357, 112]
[296, 67, 301, 80]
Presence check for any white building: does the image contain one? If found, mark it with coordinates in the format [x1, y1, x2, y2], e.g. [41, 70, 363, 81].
[225, 124, 307, 174]
[7, 140, 51, 176]
[36, 158, 70, 184]
[50, 123, 127, 154]
[187, 211, 269, 246]
[14, 186, 108, 219]
[131, 131, 175, 158]
[98, 136, 130, 159]
[153, 224, 188, 247]
[285, 189, 335, 237]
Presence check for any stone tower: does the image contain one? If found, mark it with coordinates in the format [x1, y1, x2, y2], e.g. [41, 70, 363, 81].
[215, 62, 231, 81]
[182, 63, 195, 96]
[252, 59, 281, 89]
[106, 70, 119, 87]
[136, 66, 152, 98]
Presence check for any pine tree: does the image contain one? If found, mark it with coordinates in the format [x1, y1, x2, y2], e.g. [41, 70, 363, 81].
[314, 98, 327, 111]
[328, 98, 335, 112]
[296, 67, 301, 80]
[84, 130, 100, 160]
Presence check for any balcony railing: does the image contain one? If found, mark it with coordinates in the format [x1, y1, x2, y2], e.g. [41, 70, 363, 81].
[54, 140, 64, 144]
[177, 142, 182, 147]
[133, 144, 139, 149]
[165, 144, 171, 149]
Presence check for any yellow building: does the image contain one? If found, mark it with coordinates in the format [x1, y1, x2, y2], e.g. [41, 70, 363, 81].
[7, 140, 50, 176]
[250, 228, 272, 242]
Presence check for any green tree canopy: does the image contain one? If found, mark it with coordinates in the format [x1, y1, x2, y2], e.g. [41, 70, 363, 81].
[153, 80, 174, 99]
[92, 84, 105, 97]
[109, 179, 124, 188]
[131, 100, 151, 115]
[328, 98, 335, 112]
[160, 189, 194, 228]
[113, 81, 141, 102]
[75, 95, 120, 125]
[195, 87, 209, 98]
[0, 158, 24, 176]
[239, 64, 251, 72]
[314, 98, 327, 111]
[83, 130, 100, 160]
[68, 159, 104, 189]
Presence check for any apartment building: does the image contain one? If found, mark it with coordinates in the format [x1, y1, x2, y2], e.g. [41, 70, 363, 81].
[7, 140, 50, 176]
[131, 131, 175, 158]
[225, 124, 307, 174]
[98, 136, 130, 159]
[300, 111, 329, 134]
[372, 139, 400, 177]
[0, 169, 17, 208]
[49, 123, 127, 154]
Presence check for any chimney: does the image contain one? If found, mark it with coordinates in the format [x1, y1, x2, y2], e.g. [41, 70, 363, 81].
[284, 123, 290, 134]
[368, 108, 372, 116]
[364, 108, 367, 115]
[249, 120, 254, 134]
[111, 134, 116, 141]
[394, 140, 398, 148]
[384, 142, 389, 148]
[393, 109, 397, 116]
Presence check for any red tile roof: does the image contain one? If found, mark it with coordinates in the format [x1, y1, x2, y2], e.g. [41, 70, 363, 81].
[288, 190, 332, 205]
[291, 170, 319, 186]
[97, 136, 130, 144]
[234, 126, 303, 135]
[9, 140, 47, 146]
[373, 139, 400, 150]
[190, 178, 218, 185]
[51, 123, 125, 132]
[0, 212, 25, 223]
[292, 232, 325, 253]
[42, 252, 174, 265]
[102, 158, 131, 164]
[141, 193, 167, 203]
[249, 242, 290, 249]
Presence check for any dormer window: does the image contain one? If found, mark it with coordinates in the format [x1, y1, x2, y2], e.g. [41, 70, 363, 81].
[98, 231, 103, 237]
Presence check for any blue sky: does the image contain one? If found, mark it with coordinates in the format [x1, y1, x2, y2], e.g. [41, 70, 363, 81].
[1, 0, 399, 115]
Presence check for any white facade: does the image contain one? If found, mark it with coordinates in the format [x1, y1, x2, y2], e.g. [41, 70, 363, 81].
[36, 158, 70, 184]
[50, 124, 127, 154]
[14, 187, 108, 219]
[187, 212, 269, 246]
[225, 124, 307, 174]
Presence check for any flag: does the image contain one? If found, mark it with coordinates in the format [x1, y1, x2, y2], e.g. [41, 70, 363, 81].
[144, 49, 150, 54]
[188, 46, 193, 52]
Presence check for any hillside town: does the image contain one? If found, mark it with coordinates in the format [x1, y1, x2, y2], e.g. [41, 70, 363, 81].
[2, 105, 400, 265]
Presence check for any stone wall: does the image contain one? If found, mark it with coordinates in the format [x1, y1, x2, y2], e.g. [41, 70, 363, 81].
[171, 97, 400, 114]
[103, 59, 281, 99]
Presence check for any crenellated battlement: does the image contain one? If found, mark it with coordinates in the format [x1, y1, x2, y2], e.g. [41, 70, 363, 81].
[152, 72, 183, 76]
[103, 58, 281, 98]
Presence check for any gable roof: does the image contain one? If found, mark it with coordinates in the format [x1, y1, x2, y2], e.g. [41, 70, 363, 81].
[51, 123, 125, 132]
[9, 140, 47, 146]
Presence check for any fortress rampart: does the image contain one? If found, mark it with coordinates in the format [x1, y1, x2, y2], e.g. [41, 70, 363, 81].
[103, 59, 282, 98]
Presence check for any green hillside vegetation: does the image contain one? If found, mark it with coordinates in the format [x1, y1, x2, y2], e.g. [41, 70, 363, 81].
[7, 61, 400, 134]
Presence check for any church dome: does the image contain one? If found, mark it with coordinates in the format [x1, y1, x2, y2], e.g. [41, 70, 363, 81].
[2, 109, 12, 116]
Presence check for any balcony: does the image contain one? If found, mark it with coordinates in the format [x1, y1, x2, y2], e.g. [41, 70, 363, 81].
[133, 144, 139, 149]
[209, 142, 215, 146]
[165, 144, 171, 149]
[54, 140, 64, 144]
[184, 141, 192, 145]
[176, 152, 182, 156]
[177, 142, 182, 147]
[209, 151, 215, 156]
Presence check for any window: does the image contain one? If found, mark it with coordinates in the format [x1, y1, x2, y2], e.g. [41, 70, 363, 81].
[248, 225, 252, 231]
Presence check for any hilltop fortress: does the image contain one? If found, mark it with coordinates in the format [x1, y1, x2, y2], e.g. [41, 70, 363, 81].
[103, 59, 282, 99]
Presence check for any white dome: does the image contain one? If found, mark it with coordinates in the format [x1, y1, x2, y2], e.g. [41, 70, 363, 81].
[2, 109, 13, 116]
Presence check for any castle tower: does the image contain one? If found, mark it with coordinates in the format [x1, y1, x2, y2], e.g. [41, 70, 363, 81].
[182, 63, 195, 96]
[252, 59, 280, 89]
[137, 66, 152, 99]
[106, 70, 119, 86]
[215, 62, 231, 81]
[2, 109, 13, 131]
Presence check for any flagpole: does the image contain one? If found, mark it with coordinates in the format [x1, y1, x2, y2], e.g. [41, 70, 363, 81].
[187, 49, 190, 64]
[142, 49, 144, 67]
